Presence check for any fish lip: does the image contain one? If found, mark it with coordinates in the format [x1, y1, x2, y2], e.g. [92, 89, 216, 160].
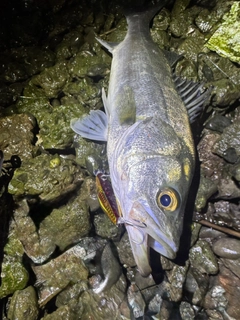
[148, 234, 177, 260]
[125, 201, 178, 262]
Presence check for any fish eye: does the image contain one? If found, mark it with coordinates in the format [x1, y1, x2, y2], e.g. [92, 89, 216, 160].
[157, 188, 178, 211]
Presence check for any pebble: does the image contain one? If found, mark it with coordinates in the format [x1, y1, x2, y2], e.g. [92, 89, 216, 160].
[212, 237, 240, 259]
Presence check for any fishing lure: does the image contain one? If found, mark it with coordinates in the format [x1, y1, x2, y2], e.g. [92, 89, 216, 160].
[95, 171, 120, 224]
[95, 170, 147, 244]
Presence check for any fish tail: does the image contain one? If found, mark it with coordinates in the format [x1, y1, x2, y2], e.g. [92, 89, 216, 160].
[124, 0, 167, 31]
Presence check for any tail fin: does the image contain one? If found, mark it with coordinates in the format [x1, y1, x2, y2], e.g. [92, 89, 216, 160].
[123, 0, 167, 30]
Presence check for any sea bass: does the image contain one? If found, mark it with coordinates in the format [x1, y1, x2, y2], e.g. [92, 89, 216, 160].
[71, 3, 207, 276]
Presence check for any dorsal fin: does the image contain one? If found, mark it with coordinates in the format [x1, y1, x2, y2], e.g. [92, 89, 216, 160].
[173, 75, 211, 123]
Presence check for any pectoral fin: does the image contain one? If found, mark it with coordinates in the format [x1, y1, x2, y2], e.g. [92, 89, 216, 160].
[70, 110, 108, 141]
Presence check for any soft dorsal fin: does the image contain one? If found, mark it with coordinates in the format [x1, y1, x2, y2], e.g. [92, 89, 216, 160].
[173, 75, 211, 123]
[96, 37, 119, 53]
[70, 110, 108, 142]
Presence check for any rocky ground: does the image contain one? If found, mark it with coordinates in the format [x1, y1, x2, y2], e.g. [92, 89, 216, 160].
[0, 0, 240, 319]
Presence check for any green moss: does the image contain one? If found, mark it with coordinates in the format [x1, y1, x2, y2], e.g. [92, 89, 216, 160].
[0, 234, 28, 299]
[206, 2, 240, 63]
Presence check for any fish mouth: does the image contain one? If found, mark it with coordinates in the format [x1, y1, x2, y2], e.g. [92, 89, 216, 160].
[124, 202, 178, 277]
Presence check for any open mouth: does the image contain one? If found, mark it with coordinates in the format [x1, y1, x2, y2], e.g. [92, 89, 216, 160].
[123, 201, 178, 276]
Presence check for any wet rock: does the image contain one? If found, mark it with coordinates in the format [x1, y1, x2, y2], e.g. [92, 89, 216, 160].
[40, 298, 84, 320]
[184, 267, 209, 305]
[212, 237, 240, 259]
[63, 77, 102, 109]
[92, 243, 122, 294]
[211, 78, 240, 108]
[127, 283, 146, 318]
[221, 257, 240, 279]
[79, 176, 99, 212]
[7, 46, 56, 78]
[7, 286, 39, 320]
[80, 278, 126, 320]
[166, 261, 189, 302]
[49, 266, 126, 320]
[31, 61, 70, 97]
[175, 58, 198, 81]
[0, 113, 37, 161]
[159, 300, 181, 320]
[231, 163, 240, 182]
[205, 115, 232, 133]
[151, 8, 170, 48]
[94, 213, 120, 240]
[85, 154, 103, 176]
[33, 244, 89, 306]
[160, 255, 174, 271]
[206, 2, 240, 64]
[55, 281, 88, 307]
[179, 301, 195, 319]
[195, 7, 222, 34]
[106, 17, 127, 43]
[198, 52, 240, 87]
[16, 82, 52, 122]
[37, 104, 87, 150]
[218, 264, 240, 319]
[199, 227, 227, 245]
[0, 224, 29, 298]
[215, 167, 240, 199]
[204, 285, 228, 318]
[189, 240, 218, 275]
[148, 293, 162, 314]
[39, 192, 91, 251]
[11, 199, 55, 264]
[117, 232, 136, 268]
[55, 26, 84, 60]
[212, 120, 240, 161]
[8, 153, 84, 202]
[195, 174, 218, 211]
[197, 53, 240, 107]
[197, 129, 224, 179]
[177, 30, 206, 63]
[68, 46, 110, 79]
[201, 200, 240, 231]
[169, 0, 192, 37]
[74, 135, 106, 167]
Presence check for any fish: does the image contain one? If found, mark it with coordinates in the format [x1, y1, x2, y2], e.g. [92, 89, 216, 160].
[71, 2, 208, 276]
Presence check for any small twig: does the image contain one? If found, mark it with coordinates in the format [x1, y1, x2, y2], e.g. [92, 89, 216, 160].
[100, 28, 117, 36]
[196, 219, 240, 238]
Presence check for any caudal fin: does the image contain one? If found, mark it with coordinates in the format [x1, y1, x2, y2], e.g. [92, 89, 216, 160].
[123, 0, 167, 30]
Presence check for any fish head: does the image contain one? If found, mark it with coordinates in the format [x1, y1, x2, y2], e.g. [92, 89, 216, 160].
[110, 120, 195, 276]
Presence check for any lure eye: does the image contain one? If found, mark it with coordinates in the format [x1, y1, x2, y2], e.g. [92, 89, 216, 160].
[157, 188, 178, 211]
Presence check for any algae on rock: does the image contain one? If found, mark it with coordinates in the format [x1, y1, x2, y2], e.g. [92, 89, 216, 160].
[206, 2, 240, 64]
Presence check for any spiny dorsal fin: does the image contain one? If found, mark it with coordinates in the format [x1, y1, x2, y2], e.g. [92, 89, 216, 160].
[71, 110, 108, 142]
[174, 75, 211, 123]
